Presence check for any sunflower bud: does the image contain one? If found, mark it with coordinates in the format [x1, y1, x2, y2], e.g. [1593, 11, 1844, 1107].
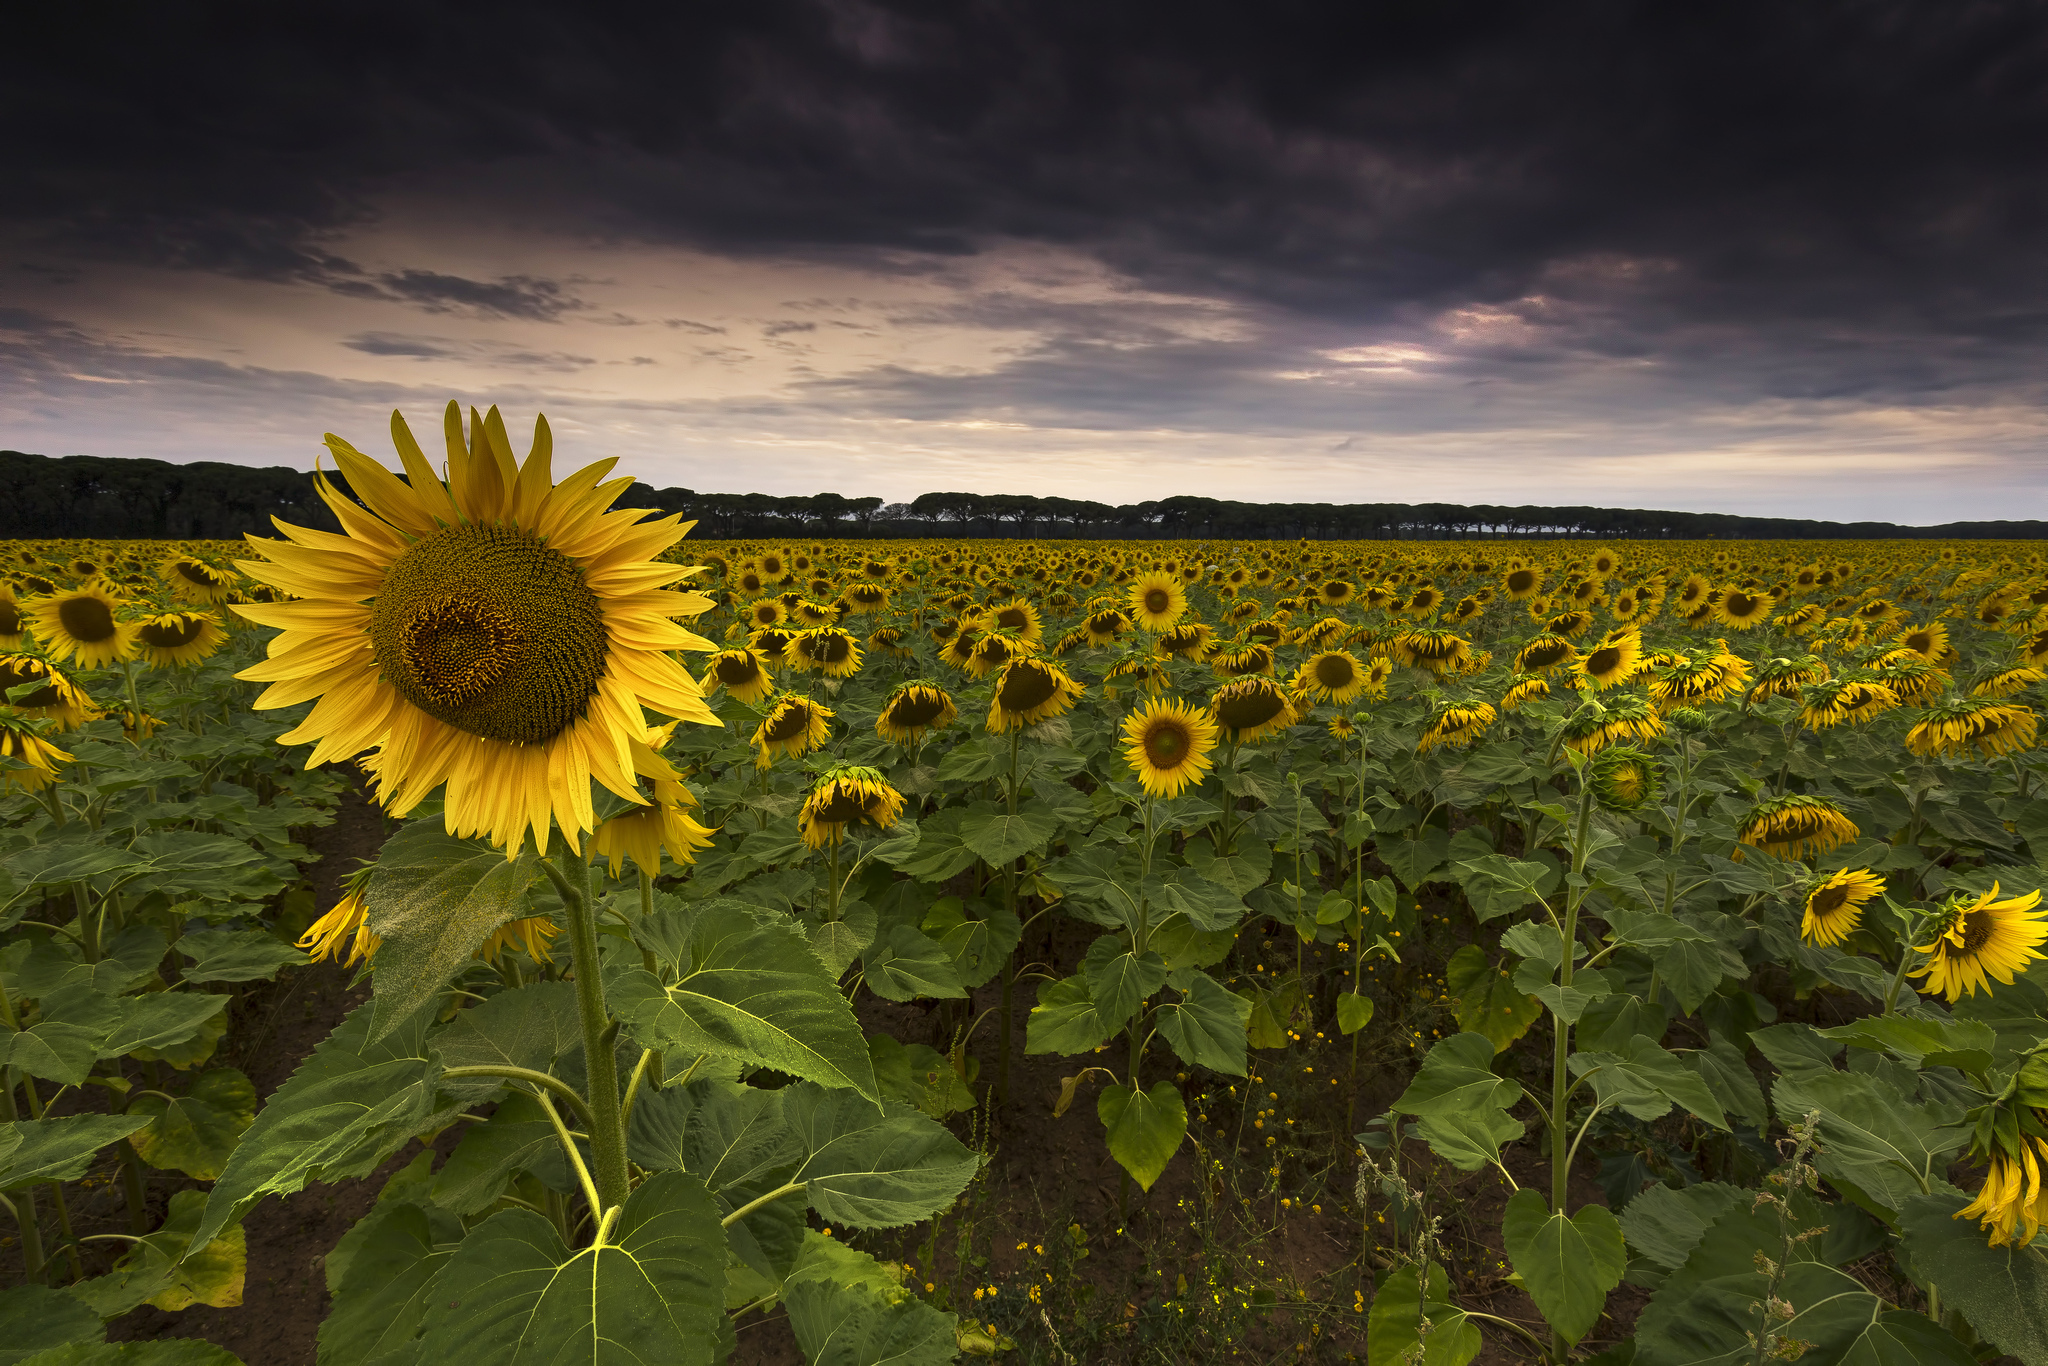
[1587, 745, 1660, 812]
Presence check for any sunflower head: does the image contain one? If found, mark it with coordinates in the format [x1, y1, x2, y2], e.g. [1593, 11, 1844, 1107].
[1291, 649, 1366, 705]
[751, 694, 834, 769]
[1120, 697, 1220, 798]
[1971, 665, 2045, 700]
[1128, 573, 1188, 632]
[1500, 673, 1550, 711]
[799, 765, 907, 849]
[1910, 882, 2048, 1002]
[1392, 628, 1474, 676]
[1418, 699, 1496, 754]
[987, 658, 1084, 733]
[133, 611, 228, 669]
[0, 588, 23, 650]
[1905, 695, 2037, 760]
[0, 654, 98, 729]
[0, 711, 73, 793]
[26, 584, 139, 669]
[877, 680, 959, 745]
[789, 626, 864, 678]
[1735, 795, 1858, 861]
[1575, 629, 1642, 690]
[1514, 633, 1579, 676]
[159, 555, 239, 604]
[1800, 869, 1884, 948]
[1210, 676, 1298, 743]
[1155, 622, 1215, 660]
[1210, 642, 1276, 678]
[704, 648, 776, 704]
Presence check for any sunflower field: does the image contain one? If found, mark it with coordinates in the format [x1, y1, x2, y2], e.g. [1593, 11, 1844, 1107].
[4, 405, 2048, 1366]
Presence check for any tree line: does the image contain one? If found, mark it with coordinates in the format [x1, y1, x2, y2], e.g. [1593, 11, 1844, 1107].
[4, 449, 2042, 542]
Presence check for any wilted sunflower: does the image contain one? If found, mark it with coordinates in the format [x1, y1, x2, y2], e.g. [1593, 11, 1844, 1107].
[939, 623, 984, 672]
[788, 626, 863, 678]
[0, 654, 97, 729]
[987, 658, 1084, 733]
[1082, 608, 1132, 646]
[1128, 573, 1188, 632]
[2022, 628, 2048, 668]
[1647, 644, 1748, 711]
[1574, 629, 1642, 690]
[702, 648, 776, 704]
[1909, 882, 2048, 1002]
[843, 582, 891, 615]
[1588, 745, 1659, 811]
[1513, 633, 1579, 676]
[592, 788, 716, 878]
[1773, 603, 1827, 636]
[1418, 699, 1496, 754]
[1955, 1134, 2048, 1248]
[1545, 609, 1594, 639]
[1392, 628, 1474, 676]
[1557, 692, 1664, 754]
[299, 882, 380, 967]
[133, 611, 229, 668]
[1103, 655, 1171, 697]
[1291, 649, 1367, 705]
[877, 680, 959, 745]
[233, 404, 719, 854]
[0, 713, 72, 793]
[26, 584, 139, 668]
[1735, 795, 1858, 861]
[159, 555, 239, 604]
[1800, 869, 1884, 947]
[0, 588, 26, 650]
[1905, 696, 2037, 760]
[1501, 673, 1550, 711]
[1744, 654, 1829, 705]
[1210, 642, 1275, 678]
[1972, 665, 2045, 699]
[1243, 618, 1287, 647]
[790, 600, 838, 629]
[476, 916, 561, 966]
[1797, 678, 1898, 730]
[1121, 697, 1219, 797]
[798, 765, 907, 849]
[752, 694, 834, 769]
[749, 625, 798, 667]
[866, 625, 913, 659]
[1210, 676, 1297, 743]
[968, 629, 1036, 679]
[1154, 621, 1215, 661]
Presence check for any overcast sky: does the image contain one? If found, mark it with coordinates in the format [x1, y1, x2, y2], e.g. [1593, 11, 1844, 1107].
[6, 2, 2048, 522]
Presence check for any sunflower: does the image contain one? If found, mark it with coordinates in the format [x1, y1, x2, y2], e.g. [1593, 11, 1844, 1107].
[0, 713, 73, 793]
[1647, 644, 1748, 711]
[1080, 608, 1130, 646]
[232, 404, 719, 854]
[877, 681, 959, 745]
[1744, 654, 1829, 704]
[982, 599, 1045, 646]
[1587, 745, 1660, 812]
[1972, 665, 2045, 699]
[798, 766, 907, 849]
[1210, 676, 1298, 743]
[1574, 629, 1642, 690]
[1909, 883, 2048, 1002]
[1773, 603, 1827, 636]
[26, 584, 139, 668]
[1244, 618, 1288, 647]
[988, 658, 1084, 733]
[968, 630, 1036, 680]
[1500, 674, 1550, 711]
[1710, 588, 1770, 629]
[1392, 629, 1474, 676]
[299, 883, 380, 967]
[1513, 633, 1579, 676]
[1546, 609, 1594, 639]
[160, 556, 239, 604]
[1956, 1137, 2048, 1248]
[592, 796, 717, 878]
[1502, 565, 1544, 600]
[0, 588, 25, 650]
[1673, 574, 1712, 611]
[1327, 714, 1357, 740]
[1905, 696, 2037, 760]
[1735, 795, 1858, 861]
[748, 693, 831, 772]
[476, 916, 561, 965]
[745, 598, 788, 630]
[702, 648, 776, 704]
[1210, 642, 1275, 678]
[1289, 649, 1365, 705]
[1128, 573, 1188, 632]
[1418, 700, 1496, 754]
[0, 654, 97, 729]
[133, 611, 229, 668]
[939, 623, 985, 673]
[1558, 692, 1664, 754]
[1894, 621, 1949, 661]
[1797, 678, 1898, 730]
[788, 626, 863, 678]
[1800, 869, 1884, 947]
[1319, 579, 1355, 607]
[866, 625, 912, 659]
[844, 582, 891, 615]
[1103, 655, 1171, 697]
[1121, 697, 1219, 798]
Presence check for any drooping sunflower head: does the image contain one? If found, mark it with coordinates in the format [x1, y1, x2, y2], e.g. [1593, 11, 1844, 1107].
[1128, 573, 1188, 632]
[1513, 633, 1578, 677]
[234, 403, 721, 853]
[0, 653, 97, 729]
[1418, 699, 1497, 754]
[867, 625, 913, 658]
[1745, 654, 1830, 704]
[1972, 665, 2046, 700]
[1954, 1131, 2048, 1248]
[844, 582, 891, 615]
[133, 611, 229, 669]
[704, 648, 776, 704]
[1574, 629, 1642, 691]
[1800, 869, 1884, 948]
[798, 765, 907, 849]
[1320, 579, 1355, 606]
[1910, 882, 2048, 1002]
[1392, 628, 1474, 676]
[878, 680, 959, 745]
[1121, 697, 1220, 797]
[1102, 654, 1171, 698]
[159, 555, 239, 604]
[1905, 694, 2037, 760]
[939, 622, 985, 673]
[1154, 622, 1215, 661]
[751, 693, 834, 769]
[987, 658, 1084, 734]
[1545, 609, 1594, 639]
[789, 626, 864, 678]
[1501, 673, 1550, 711]
[1735, 795, 1858, 861]
[1210, 676, 1298, 743]
[1210, 642, 1276, 678]
[0, 712, 73, 793]
[25, 584, 139, 669]
[0, 587, 23, 650]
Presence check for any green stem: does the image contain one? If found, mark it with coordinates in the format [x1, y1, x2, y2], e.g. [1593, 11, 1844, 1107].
[721, 1180, 808, 1228]
[3, 1190, 43, 1284]
[539, 850, 630, 1215]
[999, 724, 1021, 1107]
[1549, 776, 1597, 1364]
[440, 1066, 598, 1128]
[530, 1088, 604, 1228]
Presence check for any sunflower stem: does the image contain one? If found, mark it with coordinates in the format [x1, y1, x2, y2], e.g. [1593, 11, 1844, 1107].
[999, 725, 1021, 1107]
[540, 846, 631, 1219]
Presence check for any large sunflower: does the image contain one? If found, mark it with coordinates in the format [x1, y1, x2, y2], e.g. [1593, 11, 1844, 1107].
[1121, 697, 1219, 798]
[1735, 795, 1857, 861]
[988, 658, 1084, 733]
[1745, 654, 1829, 704]
[877, 681, 958, 745]
[1502, 565, 1544, 600]
[1211, 676, 1298, 743]
[1128, 573, 1188, 632]
[1906, 696, 2037, 760]
[233, 403, 719, 853]
[702, 648, 776, 704]
[1210, 642, 1275, 678]
[1910, 882, 2048, 1002]
[1800, 869, 1884, 947]
[1894, 621, 1949, 661]
[0, 654, 97, 729]
[26, 585, 140, 668]
[1392, 628, 1474, 676]
[1513, 633, 1579, 676]
[1500, 673, 1550, 711]
[134, 611, 229, 668]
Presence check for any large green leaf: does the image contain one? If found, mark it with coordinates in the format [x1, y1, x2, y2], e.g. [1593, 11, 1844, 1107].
[1183, 835, 1273, 896]
[1144, 868, 1247, 933]
[919, 896, 1019, 990]
[19, 1343, 246, 1364]
[1365, 1261, 1482, 1366]
[786, 1086, 980, 1229]
[0, 985, 121, 1086]
[1449, 853, 1557, 919]
[316, 1200, 464, 1366]
[877, 807, 980, 882]
[0, 1115, 150, 1190]
[1389, 1033, 1526, 1173]
[1154, 971, 1251, 1076]
[1098, 1080, 1185, 1192]
[1774, 1069, 1965, 1216]
[1502, 1189, 1626, 1345]
[1616, 1181, 1746, 1271]
[610, 901, 878, 1101]
[1382, 827, 1453, 892]
[1568, 1035, 1729, 1130]
[1081, 935, 1166, 1031]
[416, 1171, 728, 1366]
[172, 929, 307, 984]
[103, 993, 229, 1061]
[127, 1068, 255, 1180]
[1024, 974, 1113, 1056]
[1445, 945, 1542, 1052]
[431, 1092, 564, 1217]
[430, 980, 582, 1104]
[68, 1191, 245, 1318]
[625, 1080, 804, 1282]
[363, 822, 540, 1042]
[191, 1002, 450, 1251]
[860, 923, 966, 1003]
[782, 1231, 958, 1366]
[1820, 1013, 1998, 1074]
[1899, 1190, 2048, 1366]
[959, 809, 1058, 866]
[0, 1285, 103, 1365]
[868, 1036, 974, 1119]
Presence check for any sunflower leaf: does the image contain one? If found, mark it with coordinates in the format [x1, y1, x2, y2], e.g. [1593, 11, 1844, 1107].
[172, 928, 307, 984]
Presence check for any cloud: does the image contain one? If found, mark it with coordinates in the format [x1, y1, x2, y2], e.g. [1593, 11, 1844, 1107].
[339, 332, 596, 370]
